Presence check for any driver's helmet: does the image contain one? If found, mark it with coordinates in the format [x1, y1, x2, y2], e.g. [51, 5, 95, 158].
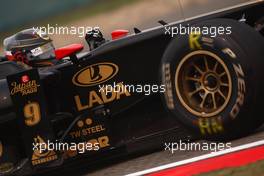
[3, 28, 56, 67]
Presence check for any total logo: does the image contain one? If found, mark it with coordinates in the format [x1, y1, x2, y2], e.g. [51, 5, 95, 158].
[72, 62, 119, 87]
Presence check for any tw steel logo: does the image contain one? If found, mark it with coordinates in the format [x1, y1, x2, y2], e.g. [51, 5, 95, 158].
[72, 62, 119, 87]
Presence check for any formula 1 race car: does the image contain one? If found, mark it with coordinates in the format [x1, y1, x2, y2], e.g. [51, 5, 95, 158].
[1, 0, 264, 175]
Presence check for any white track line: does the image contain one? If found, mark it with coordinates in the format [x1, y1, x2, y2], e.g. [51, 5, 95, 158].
[126, 140, 264, 176]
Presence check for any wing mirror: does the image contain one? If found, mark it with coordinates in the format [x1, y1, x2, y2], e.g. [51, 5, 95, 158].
[55, 44, 84, 63]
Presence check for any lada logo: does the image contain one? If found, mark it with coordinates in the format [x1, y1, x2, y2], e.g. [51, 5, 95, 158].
[73, 62, 118, 87]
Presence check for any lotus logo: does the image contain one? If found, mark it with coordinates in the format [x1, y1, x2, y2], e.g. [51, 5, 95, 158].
[73, 62, 119, 87]
[33, 136, 50, 157]
[0, 142, 3, 157]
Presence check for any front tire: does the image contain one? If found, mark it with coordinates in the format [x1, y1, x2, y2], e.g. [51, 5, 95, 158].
[161, 19, 264, 140]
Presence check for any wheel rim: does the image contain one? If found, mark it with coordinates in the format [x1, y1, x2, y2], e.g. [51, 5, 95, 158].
[175, 50, 232, 117]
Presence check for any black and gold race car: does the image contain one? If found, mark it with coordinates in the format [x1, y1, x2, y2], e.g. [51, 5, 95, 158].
[1, 1, 264, 175]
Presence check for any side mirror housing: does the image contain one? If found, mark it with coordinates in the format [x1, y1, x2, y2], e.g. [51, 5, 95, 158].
[55, 44, 84, 61]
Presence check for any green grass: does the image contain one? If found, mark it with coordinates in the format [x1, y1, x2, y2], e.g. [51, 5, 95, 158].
[198, 160, 264, 176]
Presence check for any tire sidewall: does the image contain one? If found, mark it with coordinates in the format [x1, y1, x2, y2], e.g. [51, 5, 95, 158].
[161, 29, 257, 138]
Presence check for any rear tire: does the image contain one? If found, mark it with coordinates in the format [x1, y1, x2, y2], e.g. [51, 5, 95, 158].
[161, 19, 264, 140]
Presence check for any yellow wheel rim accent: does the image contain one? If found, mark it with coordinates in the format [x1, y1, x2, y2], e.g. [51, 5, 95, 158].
[175, 50, 232, 117]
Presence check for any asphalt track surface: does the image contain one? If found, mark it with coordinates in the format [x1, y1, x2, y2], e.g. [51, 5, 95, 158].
[41, 125, 264, 176]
